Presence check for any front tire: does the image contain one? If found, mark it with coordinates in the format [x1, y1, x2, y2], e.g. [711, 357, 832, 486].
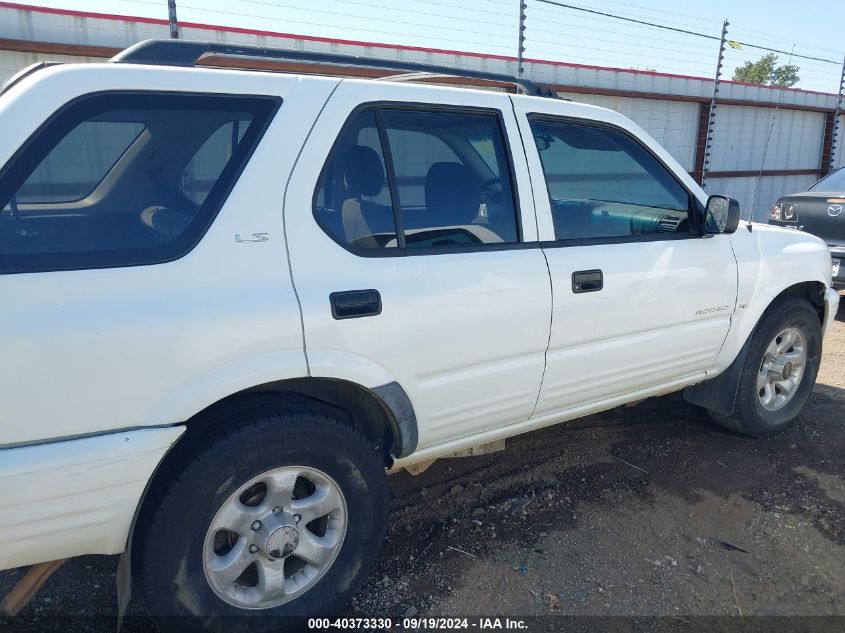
[708, 296, 822, 437]
[134, 400, 389, 632]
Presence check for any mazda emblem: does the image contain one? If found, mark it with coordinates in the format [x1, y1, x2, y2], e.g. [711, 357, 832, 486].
[829, 204, 843, 217]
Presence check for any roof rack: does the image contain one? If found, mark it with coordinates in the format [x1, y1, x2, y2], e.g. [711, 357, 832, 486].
[111, 39, 558, 98]
[0, 61, 62, 97]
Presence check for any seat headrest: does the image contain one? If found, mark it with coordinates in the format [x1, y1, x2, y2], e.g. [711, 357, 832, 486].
[342, 145, 385, 197]
[140, 206, 192, 241]
[424, 162, 478, 225]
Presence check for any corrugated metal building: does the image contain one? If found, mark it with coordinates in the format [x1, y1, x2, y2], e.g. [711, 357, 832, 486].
[1, 1, 842, 219]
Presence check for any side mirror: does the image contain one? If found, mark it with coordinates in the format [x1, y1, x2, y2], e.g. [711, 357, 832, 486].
[704, 195, 741, 235]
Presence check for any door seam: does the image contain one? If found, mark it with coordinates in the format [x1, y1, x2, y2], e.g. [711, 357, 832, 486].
[280, 79, 343, 376]
[709, 236, 742, 374]
[509, 95, 553, 418]
[530, 245, 554, 418]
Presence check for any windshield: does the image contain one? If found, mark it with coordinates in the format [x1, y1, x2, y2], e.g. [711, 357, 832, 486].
[810, 168, 845, 192]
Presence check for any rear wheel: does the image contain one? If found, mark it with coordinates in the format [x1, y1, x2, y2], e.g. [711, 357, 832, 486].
[135, 402, 389, 632]
[708, 296, 822, 437]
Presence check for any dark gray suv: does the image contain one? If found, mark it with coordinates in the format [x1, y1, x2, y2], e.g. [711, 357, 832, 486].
[770, 167, 845, 288]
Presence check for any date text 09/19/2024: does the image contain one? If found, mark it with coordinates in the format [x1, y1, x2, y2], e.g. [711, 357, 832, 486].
[308, 617, 529, 630]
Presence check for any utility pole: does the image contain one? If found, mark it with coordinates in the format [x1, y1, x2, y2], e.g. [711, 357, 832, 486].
[516, 1, 526, 78]
[168, 0, 179, 39]
[701, 19, 728, 189]
[829, 55, 845, 173]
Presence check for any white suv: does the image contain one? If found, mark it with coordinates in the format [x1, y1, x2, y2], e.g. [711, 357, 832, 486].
[0, 40, 838, 629]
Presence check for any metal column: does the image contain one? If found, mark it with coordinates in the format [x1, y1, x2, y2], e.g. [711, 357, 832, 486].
[828, 55, 845, 173]
[167, 0, 179, 40]
[701, 19, 728, 189]
[516, 1, 527, 78]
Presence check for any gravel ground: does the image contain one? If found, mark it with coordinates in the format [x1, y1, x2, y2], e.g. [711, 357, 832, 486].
[2, 295, 844, 631]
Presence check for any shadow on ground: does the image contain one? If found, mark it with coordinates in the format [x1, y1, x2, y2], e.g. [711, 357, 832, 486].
[353, 389, 845, 618]
[2, 386, 843, 628]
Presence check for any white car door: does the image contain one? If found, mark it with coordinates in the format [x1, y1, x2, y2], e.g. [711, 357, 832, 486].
[284, 81, 551, 452]
[511, 97, 738, 417]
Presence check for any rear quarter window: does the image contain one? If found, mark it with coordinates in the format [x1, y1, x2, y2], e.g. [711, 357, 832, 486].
[179, 119, 250, 205]
[0, 92, 278, 274]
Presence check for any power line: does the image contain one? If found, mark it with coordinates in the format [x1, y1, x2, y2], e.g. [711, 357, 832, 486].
[281, 0, 515, 25]
[728, 22, 845, 56]
[526, 35, 716, 66]
[524, 48, 714, 75]
[247, 0, 517, 22]
[523, 21, 718, 56]
[176, 3, 511, 46]
[534, 0, 721, 41]
[236, 0, 513, 37]
[102, 0, 845, 91]
[524, 13, 718, 52]
[579, 0, 722, 27]
[535, 0, 841, 65]
[734, 40, 839, 65]
[530, 0, 719, 34]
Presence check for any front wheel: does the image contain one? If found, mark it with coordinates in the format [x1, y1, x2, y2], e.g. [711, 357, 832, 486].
[708, 296, 822, 437]
[134, 401, 389, 632]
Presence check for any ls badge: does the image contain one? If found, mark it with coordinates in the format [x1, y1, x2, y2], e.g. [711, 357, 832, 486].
[235, 233, 270, 243]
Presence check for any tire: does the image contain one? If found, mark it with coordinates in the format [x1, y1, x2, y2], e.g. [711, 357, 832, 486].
[708, 296, 822, 437]
[134, 398, 389, 632]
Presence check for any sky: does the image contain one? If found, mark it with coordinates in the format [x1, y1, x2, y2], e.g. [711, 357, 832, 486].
[22, 0, 845, 93]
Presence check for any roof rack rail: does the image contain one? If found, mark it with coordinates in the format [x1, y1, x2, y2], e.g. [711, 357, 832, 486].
[0, 61, 62, 97]
[111, 39, 558, 98]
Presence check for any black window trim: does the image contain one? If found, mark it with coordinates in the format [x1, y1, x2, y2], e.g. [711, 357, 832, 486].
[0, 89, 281, 275]
[311, 100, 529, 258]
[373, 107, 407, 250]
[526, 113, 706, 249]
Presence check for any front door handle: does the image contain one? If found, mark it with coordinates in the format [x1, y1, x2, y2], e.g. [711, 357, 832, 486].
[572, 269, 603, 293]
[330, 289, 382, 319]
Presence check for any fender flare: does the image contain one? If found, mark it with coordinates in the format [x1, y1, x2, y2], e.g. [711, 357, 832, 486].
[372, 380, 417, 459]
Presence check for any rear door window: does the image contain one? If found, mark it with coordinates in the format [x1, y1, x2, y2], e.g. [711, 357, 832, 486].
[0, 92, 277, 274]
[313, 108, 399, 250]
[313, 105, 520, 253]
[382, 109, 519, 249]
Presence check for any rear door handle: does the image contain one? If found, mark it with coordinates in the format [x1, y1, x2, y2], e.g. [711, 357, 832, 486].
[572, 269, 603, 293]
[330, 289, 382, 319]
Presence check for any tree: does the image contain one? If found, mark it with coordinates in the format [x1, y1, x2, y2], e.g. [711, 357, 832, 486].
[732, 53, 800, 88]
[771, 63, 800, 88]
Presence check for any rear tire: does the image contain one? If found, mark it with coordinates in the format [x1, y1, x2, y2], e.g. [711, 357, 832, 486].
[134, 401, 389, 632]
[708, 296, 821, 437]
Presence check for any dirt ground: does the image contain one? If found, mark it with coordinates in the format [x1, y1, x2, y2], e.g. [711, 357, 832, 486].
[2, 296, 844, 630]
